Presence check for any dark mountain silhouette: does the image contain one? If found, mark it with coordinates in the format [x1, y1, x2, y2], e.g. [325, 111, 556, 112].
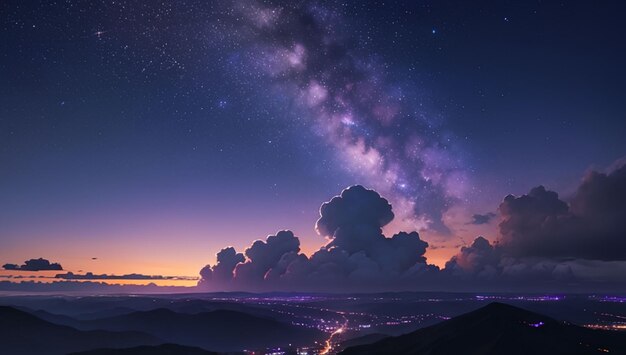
[341, 302, 626, 355]
[3, 295, 301, 324]
[29, 308, 83, 327]
[74, 306, 138, 320]
[69, 344, 219, 355]
[79, 308, 325, 351]
[0, 306, 160, 355]
[165, 299, 289, 320]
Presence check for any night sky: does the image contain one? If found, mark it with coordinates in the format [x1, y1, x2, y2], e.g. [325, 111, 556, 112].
[1, 1, 625, 291]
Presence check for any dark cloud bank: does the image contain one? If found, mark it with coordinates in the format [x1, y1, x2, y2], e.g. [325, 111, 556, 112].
[3, 258, 63, 271]
[499, 165, 626, 261]
[54, 272, 195, 281]
[0, 280, 188, 294]
[198, 163, 626, 293]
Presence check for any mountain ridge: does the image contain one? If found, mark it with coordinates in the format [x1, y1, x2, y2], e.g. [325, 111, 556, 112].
[340, 302, 626, 355]
[0, 306, 160, 355]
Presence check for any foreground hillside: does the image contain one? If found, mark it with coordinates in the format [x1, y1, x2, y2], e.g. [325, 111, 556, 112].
[0, 306, 159, 355]
[77, 308, 325, 352]
[341, 302, 626, 355]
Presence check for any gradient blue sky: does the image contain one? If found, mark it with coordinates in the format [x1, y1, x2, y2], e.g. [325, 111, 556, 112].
[1, 0, 625, 281]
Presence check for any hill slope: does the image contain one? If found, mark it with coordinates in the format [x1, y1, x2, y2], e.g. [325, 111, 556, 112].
[81, 308, 325, 351]
[340, 302, 626, 355]
[0, 306, 160, 355]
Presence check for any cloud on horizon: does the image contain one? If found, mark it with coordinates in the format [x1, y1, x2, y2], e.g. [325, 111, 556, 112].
[441, 161, 626, 284]
[3, 162, 625, 293]
[197, 162, 626, 292]
[2, 258, 63, 271]
[0, 280, 190, 293]
[54, 272, 197, 281]
[198, 186, 437, 291]
[498, 164, 626, 261]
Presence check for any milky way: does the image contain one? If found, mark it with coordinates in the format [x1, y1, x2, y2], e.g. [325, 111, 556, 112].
[213, 0, 468, 233]
[2, 0, 626, 293]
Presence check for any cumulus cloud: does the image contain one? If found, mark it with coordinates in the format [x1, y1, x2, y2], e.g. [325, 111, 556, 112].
[213, 247, 246, 282]
[498, 163, 626, 261]
[197, 161, 626, 292]
[198, 186, 435, 291]
[235, 230, 301, 283]
[2, 258, 63, 271]
[316, 185, 394, 253]
[313, 187, 430, 279]
[445, 237, 500, 279]
[442, 161, 626, 286]
[198, 246, 246, 287]
[198, 247, 245, 286]
[443, 236, 579, 283]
